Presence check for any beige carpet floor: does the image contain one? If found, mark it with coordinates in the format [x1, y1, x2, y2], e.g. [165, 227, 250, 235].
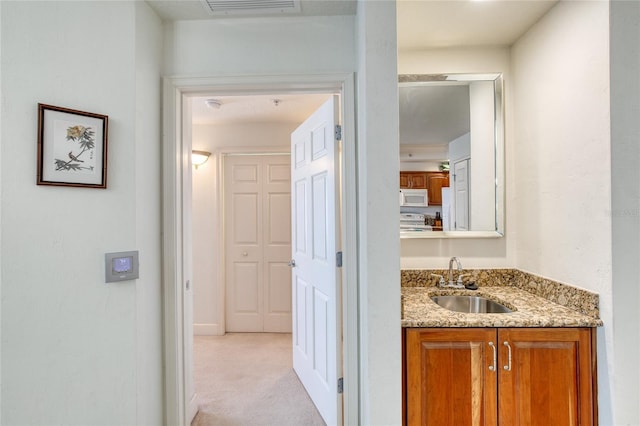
[191, 333, 326, 426]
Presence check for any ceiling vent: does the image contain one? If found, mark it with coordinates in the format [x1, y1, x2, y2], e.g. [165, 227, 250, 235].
[200, 0, 301, 16]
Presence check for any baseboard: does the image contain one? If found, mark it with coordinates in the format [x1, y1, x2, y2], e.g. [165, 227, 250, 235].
[187, 391, 198, 424]
[194, 323, 222, 336]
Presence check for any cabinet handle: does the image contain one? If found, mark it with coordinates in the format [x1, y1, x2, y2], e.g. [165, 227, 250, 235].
[503, 341, 512, 371]
[488, 342, 497, 372]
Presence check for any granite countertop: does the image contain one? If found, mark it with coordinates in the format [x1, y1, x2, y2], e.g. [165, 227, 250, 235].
[402, 285, 603, 328]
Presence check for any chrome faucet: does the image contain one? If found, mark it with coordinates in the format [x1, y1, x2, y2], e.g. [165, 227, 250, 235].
[430, 257, 466, 288]
[448, 256, 463, 288]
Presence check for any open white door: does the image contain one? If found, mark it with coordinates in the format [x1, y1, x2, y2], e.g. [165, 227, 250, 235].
[290, 96, 342, 425]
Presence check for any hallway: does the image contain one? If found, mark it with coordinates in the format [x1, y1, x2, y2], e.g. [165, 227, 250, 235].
[191, 333, 325, 426]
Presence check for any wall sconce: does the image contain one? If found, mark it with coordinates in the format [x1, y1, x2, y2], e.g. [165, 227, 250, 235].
[192, 150, 211, 169]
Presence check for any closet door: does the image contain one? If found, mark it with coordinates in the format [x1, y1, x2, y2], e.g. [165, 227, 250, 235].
[453, 159, 470, 231]
[224, 154, 291, 332]
[262, 155, 292, 332]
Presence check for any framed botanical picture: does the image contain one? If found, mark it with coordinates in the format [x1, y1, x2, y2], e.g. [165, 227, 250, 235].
[37, 103, 109, 188]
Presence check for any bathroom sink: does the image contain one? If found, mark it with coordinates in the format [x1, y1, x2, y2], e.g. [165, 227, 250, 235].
[431, 295, 513, 314]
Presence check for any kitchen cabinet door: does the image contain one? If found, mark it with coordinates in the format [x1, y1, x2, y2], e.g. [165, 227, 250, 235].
[497, 328, 596, 426]
[426, 172, 449, 205]
[400, 172, 428, 189]
[405, 328, 498, 426]
[400, 173, 409, 188]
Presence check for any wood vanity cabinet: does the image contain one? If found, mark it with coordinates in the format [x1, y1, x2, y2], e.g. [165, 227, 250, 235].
[404, 327, 597, 426]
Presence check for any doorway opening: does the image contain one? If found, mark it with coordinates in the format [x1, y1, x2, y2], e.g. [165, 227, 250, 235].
[191, 93, 339, 423]
[192, 93, 340, 424]
[161, 74, 359, 426]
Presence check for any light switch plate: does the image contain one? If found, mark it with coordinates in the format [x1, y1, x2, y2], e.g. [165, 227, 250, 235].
[105, 251, 139, 283]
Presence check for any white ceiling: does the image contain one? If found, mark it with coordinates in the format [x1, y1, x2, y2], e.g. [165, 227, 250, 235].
[146, 0, 357, 21]
[191, 93, 332, 125]
[397, 0, 558, 50]
[399, 84, 470, 145]
[152, 0, 559, 126]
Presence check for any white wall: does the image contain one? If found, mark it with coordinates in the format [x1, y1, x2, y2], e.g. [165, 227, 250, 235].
[0, 2, 163, 424]
[398, 47, 514, 268]
[448, 132, 470, 163]
[356, 1, 401, 424]
[469, 81, 496, 230]
[0, 2, 3, 419]
[164, 15, 356, 76]
[133, 3, 164, 425]
[609, 1, 640, 424]
[510, 1, 613, 423]
[399, 160, 441, 171]
[191, 122, 295, 335]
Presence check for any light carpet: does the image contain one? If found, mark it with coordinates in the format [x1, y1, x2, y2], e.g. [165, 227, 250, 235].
[191, 333, 326, 426]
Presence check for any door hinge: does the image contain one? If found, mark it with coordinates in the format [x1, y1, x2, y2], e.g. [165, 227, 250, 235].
[335, 125, 342, 141]
[337, 377, 344, 394]
[336, 251, 343, 268]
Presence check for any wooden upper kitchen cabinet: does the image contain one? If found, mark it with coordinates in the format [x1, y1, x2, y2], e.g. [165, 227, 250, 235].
[400, 171, 428, 189]
[404, 327, 597, 426]
[399, 171, 449, 205]
[426, 172, 449, 206]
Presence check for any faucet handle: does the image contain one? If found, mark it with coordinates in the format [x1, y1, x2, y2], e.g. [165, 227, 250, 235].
[430, 273, 445, 287]
[456, 274, 470, 285]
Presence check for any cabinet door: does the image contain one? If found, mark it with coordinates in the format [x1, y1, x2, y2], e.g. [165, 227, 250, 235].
[400, 172, 410, 188]
[410, 173, 428, 189]
[427, 172, 449, 205]
[406, 328, 498, 426]
[400, 172, 428, 189]
[497, 328, 595, 426]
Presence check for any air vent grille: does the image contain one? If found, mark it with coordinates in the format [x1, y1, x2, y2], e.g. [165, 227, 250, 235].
[200, 0, 301, 15]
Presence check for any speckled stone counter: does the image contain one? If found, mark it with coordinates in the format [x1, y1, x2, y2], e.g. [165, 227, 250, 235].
[401, 269, 603, 328]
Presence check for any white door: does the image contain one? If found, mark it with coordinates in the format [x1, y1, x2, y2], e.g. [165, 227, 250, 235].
[225, 154, 292, 332]
[453, 159, 470, 230]
[291, 96, 341, 425]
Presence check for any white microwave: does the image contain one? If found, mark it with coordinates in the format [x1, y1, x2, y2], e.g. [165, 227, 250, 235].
[399, 189, 428, 207]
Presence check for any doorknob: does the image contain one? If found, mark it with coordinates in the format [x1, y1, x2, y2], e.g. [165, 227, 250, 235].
[287, 259, 296, 267]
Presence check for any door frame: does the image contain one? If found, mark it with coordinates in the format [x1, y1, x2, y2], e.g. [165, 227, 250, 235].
[161, 73, 359, 426]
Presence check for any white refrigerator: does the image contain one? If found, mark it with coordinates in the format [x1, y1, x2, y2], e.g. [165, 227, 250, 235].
[441, 187, 451, 231]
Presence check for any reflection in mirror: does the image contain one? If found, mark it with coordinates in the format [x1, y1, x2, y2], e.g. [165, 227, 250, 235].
[398, 73, 504, 238]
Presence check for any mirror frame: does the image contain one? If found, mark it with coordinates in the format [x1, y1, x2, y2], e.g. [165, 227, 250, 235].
[398, 73, 504, 239]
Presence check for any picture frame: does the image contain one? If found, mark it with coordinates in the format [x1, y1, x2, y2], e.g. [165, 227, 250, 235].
[37, 103, 109, 188]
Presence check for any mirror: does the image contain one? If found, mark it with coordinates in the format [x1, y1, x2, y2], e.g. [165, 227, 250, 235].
[399, 73, 504, 238]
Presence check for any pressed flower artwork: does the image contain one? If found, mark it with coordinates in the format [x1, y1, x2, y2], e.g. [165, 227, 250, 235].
[37, 104, 108, 188]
